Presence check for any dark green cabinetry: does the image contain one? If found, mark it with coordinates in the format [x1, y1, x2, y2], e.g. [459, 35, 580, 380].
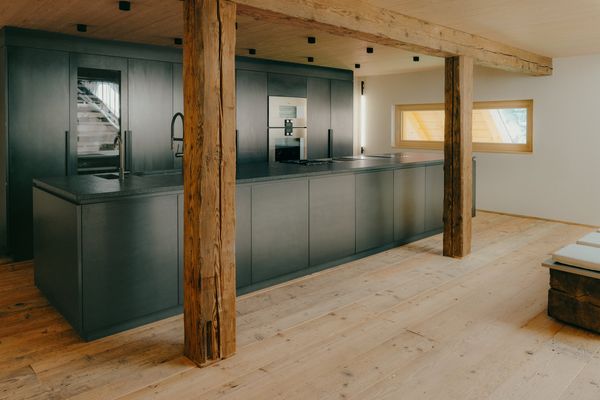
[251, 179, 309, 282]
[128, 59, 174, 172]
[307, 77, 332, 159]
[236, 70, 268, 163]
[33, 188, 180, 340]
[172, 63, 183, 170]
[309, 174, 356, 266]
[330, 79, 354, 156]
[268, 73, 307, 98]
[8, 47, 69, 259]
[394, 167, 426, 241]
[425, 164, 444, 231]
[356, 171, 395, 252]
[81, 195, 178, 335]
[236, 185, 252, 288]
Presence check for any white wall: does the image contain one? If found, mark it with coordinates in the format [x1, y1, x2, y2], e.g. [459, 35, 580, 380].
[359, 55, 600, 226]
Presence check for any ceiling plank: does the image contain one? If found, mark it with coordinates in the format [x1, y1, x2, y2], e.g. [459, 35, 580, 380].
[234, 0, 553, 76]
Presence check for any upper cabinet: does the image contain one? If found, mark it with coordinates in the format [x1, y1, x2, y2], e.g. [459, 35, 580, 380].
[307, 77, 331, 159]
[128, 59, 175, 172]
[330, 79, 354, 157]
[236, 69, 268, 164]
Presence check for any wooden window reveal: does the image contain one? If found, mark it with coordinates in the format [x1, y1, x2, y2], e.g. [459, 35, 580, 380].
[394, 100, 533, 153]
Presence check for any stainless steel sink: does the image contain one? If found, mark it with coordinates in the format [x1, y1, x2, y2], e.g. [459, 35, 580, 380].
[95, 173, 121, 180]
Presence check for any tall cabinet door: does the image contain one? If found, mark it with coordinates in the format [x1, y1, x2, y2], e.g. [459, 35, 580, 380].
[172, 63, 183, 170]
[307, 77, 331, 159]
[236, 69, 268, 164]
[129, 59, 174, 172]
[8, 47, 69, 260]
[330, 79, 354, 157]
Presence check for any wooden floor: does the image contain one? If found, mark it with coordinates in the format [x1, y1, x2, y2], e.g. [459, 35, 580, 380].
[1, 211, 600, 400]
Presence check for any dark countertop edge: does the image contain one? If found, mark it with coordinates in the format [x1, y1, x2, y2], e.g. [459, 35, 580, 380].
[33, 158, 444, 205]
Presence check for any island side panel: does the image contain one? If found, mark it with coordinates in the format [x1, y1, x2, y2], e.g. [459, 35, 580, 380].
[33, 187, 83, 333]
[81, 194, 179, 337]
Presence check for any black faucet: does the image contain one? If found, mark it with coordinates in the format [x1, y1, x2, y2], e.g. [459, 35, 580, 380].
[171, 112, 184, 158]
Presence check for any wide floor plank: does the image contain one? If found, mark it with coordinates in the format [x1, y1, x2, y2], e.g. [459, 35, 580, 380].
[0, 212, 598, 400]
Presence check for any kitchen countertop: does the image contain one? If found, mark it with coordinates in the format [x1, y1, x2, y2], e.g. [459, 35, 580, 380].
[33, 152, 445, 204]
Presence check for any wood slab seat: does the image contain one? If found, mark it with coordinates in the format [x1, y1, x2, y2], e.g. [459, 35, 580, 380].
[543, 240, 600, 334]
[576, 232, 600, 248]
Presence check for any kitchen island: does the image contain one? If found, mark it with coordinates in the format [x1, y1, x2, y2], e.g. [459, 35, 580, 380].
[33, 152, 474, 339]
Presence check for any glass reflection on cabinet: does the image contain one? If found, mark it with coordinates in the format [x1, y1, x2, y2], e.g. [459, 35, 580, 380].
[76, 68, 121, 174]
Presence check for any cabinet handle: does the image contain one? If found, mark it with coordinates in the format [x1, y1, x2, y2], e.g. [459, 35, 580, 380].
[328, 129, 334, 158]
[65, 131, 70, 176]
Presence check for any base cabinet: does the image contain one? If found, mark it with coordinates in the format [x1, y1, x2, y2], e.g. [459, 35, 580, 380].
[309, 174, 356, 266]
[34, 189, 180, 340]
[356, 171, 394, 252]
[425, 164, 444, 231]
[251, 179, 309, 282]
[394, 167, 426, 241]
[236, 185, 252, 288]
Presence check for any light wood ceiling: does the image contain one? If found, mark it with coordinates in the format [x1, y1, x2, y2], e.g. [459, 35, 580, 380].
[368, 0, 600, 57]
[0, 0, 597, 75]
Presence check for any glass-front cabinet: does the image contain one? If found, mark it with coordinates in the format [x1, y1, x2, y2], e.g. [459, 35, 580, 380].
[76, 68, 121, 174]
[68, 55, 129, 175]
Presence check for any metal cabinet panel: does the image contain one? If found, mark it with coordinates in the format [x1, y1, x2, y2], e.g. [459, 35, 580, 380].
[81, 195, 178, 333]
[172, 63, 183, 170]
[236, 184, 252, 288]
[309, 174, 355, 266]
[128, 59, 174, 172]
[267, 73, 307, 98]
[33, 188, 82, 332]
[251, 179, 309, 282]
[425, 164, 444, 231]
[307, 77, 331, 159]
[177, 193, 183, 304]
[356, 171, 394, 252]
[330, 79, 354, 157]
[236, 69, 268, 163]
[394, 167, 426, 241]
[8, 46, 69, 260]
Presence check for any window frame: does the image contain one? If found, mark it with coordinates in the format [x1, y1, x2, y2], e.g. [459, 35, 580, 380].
[393, 99, 533, 153]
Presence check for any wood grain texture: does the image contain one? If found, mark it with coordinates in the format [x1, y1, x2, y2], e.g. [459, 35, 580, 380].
[182, 0, 237, 366]
[2, 213, 600, 399]
[234, 0, 553, 76]
[443, 56, 473, 258]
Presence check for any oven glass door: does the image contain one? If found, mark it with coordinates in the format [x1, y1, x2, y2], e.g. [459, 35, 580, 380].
[269, 128, 307, 162]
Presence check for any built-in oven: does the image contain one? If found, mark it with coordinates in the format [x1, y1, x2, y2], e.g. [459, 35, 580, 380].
[268, 96, 308, 162]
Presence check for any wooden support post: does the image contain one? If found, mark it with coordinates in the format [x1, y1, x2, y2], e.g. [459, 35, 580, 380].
[182, 0, 237, 366]
[443, 56, 473, 258]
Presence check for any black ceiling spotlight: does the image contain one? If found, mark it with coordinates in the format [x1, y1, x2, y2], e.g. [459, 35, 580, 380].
[413, 56, 420, 62]
[77, 24, 87, 33]
[307, 36, 316, 44]
[307, 56, 314, 63]
[118, 1, 131, 11]
[248, 48, 256, 55]
[366, 47, 374, 54]
[174, 38, 183, 45]
[355, 63, 361, 69]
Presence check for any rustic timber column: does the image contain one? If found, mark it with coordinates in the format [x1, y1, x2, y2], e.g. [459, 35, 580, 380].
[182, 0, 237, 366]
[443, 56, 473, 258]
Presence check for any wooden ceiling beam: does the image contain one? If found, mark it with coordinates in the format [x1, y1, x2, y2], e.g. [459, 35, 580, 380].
[234, 0, 553, 76]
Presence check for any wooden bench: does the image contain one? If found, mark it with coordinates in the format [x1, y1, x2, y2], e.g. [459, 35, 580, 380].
[543, 241, 600, 334]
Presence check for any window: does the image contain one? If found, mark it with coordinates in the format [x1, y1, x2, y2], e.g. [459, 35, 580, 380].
[394, 100, 533, 153]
